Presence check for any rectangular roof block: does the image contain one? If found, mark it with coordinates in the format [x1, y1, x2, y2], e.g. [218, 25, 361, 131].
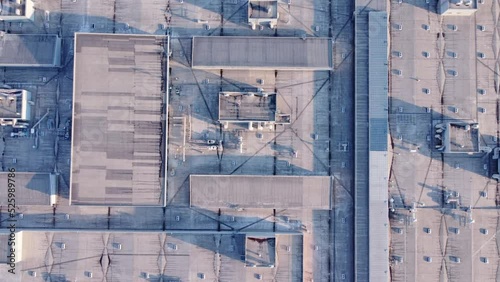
[0, 33, 61, 67]
[70, 33, 168, 206]
[192, 36, 332, 70]
[190, 175, 331, 209]
[0, 172, 54, 205]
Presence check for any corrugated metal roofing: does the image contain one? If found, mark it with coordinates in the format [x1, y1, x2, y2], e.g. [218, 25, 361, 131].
[70, 33, 168, 206]
[192, 36, 332, 70]
[190, 175, 331, 209]
[0, 34, 60, 67]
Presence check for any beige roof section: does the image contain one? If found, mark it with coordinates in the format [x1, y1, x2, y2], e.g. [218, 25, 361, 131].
[9, 231, 302, 281]
[192, 36, 333, 70]
[190, 175, 331, 209]
[70, 33, 168, 206]
[0, 172, 51, 205]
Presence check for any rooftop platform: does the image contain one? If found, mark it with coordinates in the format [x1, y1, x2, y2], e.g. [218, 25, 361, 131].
[442, 122, 480, 153]
[0, 172, 55, 206]
[219, 92, 277, 123]
[248, 0, 279, 28]
[190, 175, 331, 209]
[70, 33, 168, 206]
[0, 33, 61, 67]
[192, 36, 333, 70]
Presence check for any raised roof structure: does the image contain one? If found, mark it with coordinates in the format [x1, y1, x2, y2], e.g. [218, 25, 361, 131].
[0, 0, 35, 21]
[192, 36, 333, 70]
[248, 0, 279, 29]
[70, 33, 169, 206]
[0, 33, 61, 67]
[190, 175, 331, 209]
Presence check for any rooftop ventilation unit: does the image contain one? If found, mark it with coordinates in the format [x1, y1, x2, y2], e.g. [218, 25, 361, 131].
[85, 271, 93, 278]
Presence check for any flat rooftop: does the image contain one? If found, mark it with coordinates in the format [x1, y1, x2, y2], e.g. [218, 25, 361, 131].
[70, 33, 168, 206]
[9, 231, 303, 281]
[190, 175, 331, 209]
[219, 92, 277, 122]
[0, 33, 61, 67]
[0, 172, 52, 205]
[192, 36, 333, 70]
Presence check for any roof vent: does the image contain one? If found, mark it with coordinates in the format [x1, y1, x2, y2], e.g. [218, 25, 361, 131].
[84, 271, 93, 278]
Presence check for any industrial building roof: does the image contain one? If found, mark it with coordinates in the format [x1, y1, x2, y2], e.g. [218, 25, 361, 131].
[192, 36, 333, 70]
[4, 231, 302, 281]
[219, 92, 277, 122]
[0, 172, 53, 205]
[190, 175, 331, 209]
[70, 33, 168, 206]
[0, 33, 61, 67]
[367, 11, 390, 282]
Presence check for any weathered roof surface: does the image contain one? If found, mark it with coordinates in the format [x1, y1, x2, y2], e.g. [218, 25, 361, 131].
[368, 11, 390, 282]
[0, 172, 51, 205]
[9, 231, 302, 281]
[190, 175, 331, 209]
[192, 36, 333, 70]
[0, 34, 60, 67]
[219, 92, 276, 122]
[70, 33, 168, 206]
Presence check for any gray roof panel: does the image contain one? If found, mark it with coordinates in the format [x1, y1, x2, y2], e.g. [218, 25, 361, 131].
[192, 36, 332, 70]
